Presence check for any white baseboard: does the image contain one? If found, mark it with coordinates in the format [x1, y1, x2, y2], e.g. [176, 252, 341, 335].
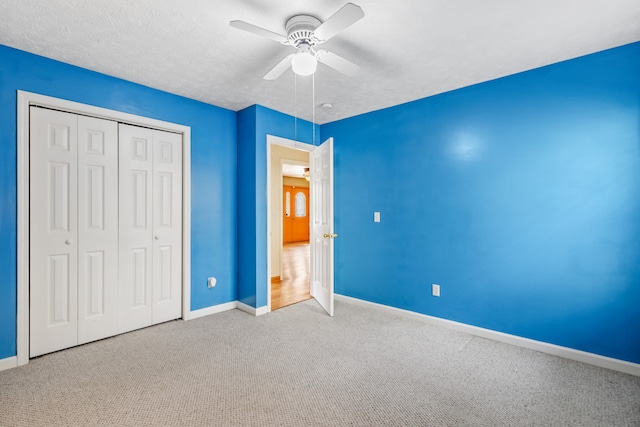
[186, 300, 271, 320]
[237, 302, 269, 316]
[335, 294, 640, 377]
[187, 301, 238, 320]
[0, 356, 18, 372]
[255, 305, 269, 316]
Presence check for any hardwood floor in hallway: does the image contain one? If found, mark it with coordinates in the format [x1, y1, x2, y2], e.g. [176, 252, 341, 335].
[271, 242, 312, 310]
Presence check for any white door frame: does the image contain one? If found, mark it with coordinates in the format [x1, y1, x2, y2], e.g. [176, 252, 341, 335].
[16, 90, 192, 366]
[266, 135, 314, 313]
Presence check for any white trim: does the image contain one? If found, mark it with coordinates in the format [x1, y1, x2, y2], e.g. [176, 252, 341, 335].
[16, 93, 29, 366]
[189, 301, 237, 319]
[237, 302, 269, 316]
[0, 356, 18, 372]
[268, 135, 315, 151]
[266, 140, 272, 313]
[17, 90, 192, 365]
[181, 128, 192, 321]
[266, 135, 315, 314]
[255, 305, 269, 316]
[335, 294, 640, 377]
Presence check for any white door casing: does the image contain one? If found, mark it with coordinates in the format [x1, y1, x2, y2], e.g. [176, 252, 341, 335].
[29, 108, 79, 357]
[310, 138, 335, 316]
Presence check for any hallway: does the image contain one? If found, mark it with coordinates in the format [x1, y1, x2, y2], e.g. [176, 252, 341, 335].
[271, 242, 311, 310]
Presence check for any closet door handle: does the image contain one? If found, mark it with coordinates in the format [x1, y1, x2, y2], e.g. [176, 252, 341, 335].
[65, 239, 72, 245]
[154, 235, 160, 240]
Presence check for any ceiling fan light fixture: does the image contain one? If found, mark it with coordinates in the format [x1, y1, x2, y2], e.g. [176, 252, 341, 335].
[291, 51, 317, 76]
[230, 3, 364, 80]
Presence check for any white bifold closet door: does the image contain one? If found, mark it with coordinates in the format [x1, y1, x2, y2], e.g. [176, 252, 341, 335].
[119, 124, 182, 332]
[30, 107, 119, 357]
[30, 109, 183, 358]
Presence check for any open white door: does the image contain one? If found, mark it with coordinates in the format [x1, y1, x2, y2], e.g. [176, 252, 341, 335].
[310, 138, 335, 316]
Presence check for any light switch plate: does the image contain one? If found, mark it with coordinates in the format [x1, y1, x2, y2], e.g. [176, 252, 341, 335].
[432, 284, 440, 297]
[374, 212, 380, 222]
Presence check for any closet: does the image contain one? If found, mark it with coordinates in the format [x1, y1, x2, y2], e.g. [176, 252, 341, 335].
[29, 107, 183, 358]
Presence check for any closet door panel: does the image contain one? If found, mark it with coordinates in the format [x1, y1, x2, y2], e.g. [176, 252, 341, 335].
[119, 124, 154, 332]
[77, 116, 119, 344]
[30, 106, 185, 357]
[30, 107, 79, 357]
[152, 130, 182, 324]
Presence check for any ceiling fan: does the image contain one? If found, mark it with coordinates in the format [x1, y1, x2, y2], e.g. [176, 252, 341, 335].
[230, 3, 365, 80]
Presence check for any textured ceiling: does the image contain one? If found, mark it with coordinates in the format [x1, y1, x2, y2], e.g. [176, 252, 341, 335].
[1, 0, 639, 124]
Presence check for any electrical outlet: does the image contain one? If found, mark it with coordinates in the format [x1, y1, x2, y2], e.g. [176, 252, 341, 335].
[432, 284, 440, 297]
[208, 277, 217, 288]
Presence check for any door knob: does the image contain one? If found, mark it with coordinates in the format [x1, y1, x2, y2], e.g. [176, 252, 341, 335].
[323, 233, 338, 239]
[65, 239, 72, 245]
[154, 235, 160, 240]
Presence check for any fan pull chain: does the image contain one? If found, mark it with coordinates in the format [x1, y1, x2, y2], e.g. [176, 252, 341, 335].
[312, 72, 316, 146]
[294, 73, 298, 142]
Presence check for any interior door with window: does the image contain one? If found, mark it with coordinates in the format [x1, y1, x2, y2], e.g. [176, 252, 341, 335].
[309, 138, 335, 316]
[283, 185, 309, 243]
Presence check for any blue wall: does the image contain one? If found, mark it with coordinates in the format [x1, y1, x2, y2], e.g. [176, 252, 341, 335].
[0, 45, 237, 359]
[236, 104, 319, 308]
[237, 106, 259, 307]
[2, 40, 638, 365]
[321, 42, 640, 363]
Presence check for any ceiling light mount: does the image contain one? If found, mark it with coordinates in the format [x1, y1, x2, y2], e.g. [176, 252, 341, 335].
[285, 15, 322, 47]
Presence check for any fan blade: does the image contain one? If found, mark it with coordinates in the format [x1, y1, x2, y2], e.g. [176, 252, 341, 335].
[313, 3, 364, 43]
[230, 20, 288, 44]
[316, 50, 360, 76]
[264, 54, 294, 80]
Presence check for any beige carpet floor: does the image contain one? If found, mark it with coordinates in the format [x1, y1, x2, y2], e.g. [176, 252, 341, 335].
[1, 298, 639, 426]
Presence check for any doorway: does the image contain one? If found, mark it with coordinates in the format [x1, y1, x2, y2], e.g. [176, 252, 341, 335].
[269, 151, 311, 310]
[271, 241, 311, 310]
[267, 135, 336, 316]
[272, 163, 312, 310]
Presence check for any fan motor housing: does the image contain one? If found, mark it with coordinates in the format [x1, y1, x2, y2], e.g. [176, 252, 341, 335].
[285, 15, 321, 46]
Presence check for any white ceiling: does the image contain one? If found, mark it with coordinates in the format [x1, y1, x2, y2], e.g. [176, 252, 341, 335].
[1, 1, 639, 124]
